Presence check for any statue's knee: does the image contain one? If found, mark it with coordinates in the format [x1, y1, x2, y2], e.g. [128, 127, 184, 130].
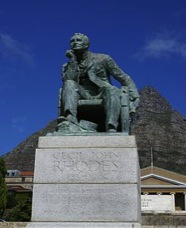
[102, 86, 120, 96]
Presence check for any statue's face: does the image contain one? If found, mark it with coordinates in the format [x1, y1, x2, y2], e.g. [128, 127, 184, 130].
[70, 34, 90, 50]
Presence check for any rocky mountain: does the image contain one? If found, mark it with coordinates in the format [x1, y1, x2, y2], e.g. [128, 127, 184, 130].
[3, 86, 186, 174]
[131, 86, 185, 174]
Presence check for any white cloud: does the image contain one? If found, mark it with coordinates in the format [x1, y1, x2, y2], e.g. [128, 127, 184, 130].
[134, 32, 185, 61]
[0, 33, 34, 65]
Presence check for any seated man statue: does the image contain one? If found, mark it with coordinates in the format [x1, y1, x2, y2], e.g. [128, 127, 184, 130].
[57, 33, 140, 133]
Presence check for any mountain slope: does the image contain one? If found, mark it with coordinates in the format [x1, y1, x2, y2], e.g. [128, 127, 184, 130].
[132, 86, 185, 174]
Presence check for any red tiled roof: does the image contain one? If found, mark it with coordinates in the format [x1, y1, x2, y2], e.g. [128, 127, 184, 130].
[20, 171, 34, 176]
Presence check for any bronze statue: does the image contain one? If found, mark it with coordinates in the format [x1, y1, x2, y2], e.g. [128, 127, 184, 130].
[57, 33, 140, 133]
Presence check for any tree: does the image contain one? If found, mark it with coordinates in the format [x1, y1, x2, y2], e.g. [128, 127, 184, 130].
[3, 197, 31, 221]
[0, 157, 7, 217]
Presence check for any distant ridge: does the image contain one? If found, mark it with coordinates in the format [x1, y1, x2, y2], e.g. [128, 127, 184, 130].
[3, 86, 186, 174]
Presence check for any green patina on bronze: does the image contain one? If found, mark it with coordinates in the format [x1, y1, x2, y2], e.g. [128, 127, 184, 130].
[57, 33, 140, 134]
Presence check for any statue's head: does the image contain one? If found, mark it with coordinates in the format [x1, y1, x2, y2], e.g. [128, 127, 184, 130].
[70, 33, 90, 50]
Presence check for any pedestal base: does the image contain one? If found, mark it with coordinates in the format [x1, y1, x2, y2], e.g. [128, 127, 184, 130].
[27, 222, 141, 227]
[29, 135, 141, 227]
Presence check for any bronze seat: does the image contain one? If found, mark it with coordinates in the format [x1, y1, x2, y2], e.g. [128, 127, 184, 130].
[58, 87, 130, 133]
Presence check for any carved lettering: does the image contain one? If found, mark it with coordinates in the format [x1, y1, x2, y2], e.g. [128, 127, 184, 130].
[51, 151, 122, 179]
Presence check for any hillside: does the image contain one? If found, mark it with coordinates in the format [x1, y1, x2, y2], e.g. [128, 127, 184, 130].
[3, 86, 186, 174]
[131, 86, 185, 174]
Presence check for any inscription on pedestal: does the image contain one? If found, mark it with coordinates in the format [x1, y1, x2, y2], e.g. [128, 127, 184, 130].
[32, 184, 139, 222]
[34, 148, 138, 183]
[53, 151, 119, 174]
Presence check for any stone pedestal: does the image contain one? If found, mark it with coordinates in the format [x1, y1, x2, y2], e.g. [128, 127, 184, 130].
[28, 135, 141, 227]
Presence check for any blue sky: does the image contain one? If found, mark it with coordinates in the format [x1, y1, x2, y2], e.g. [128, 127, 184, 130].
[0, 0, 186, 156]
